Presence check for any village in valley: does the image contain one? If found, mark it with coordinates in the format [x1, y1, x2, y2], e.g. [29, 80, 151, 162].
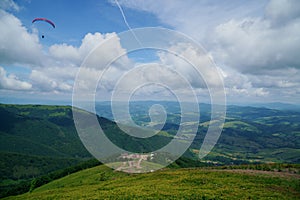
[115, 153, 155, 173]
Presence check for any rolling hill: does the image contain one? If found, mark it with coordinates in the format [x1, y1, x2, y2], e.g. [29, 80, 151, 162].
[96, 101, 300, 164]
[4, 164, 300, 199]
[0, 103, 177, 197]
[1, 102, 300, 198]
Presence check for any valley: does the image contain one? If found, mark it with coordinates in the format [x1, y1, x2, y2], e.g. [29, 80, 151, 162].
[0, 102, 299, 198]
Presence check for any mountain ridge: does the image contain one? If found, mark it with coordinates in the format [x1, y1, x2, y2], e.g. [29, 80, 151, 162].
[1, 102, 299, 198]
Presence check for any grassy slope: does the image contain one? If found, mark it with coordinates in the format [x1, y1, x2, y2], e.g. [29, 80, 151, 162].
[0, 104, 91, 185]
[1, 103, 299, 198]
[0, 104, 172, 178]
[100, 102, 300, 164]
[0, 104, 90, 158]
[1, 103, 299, 166]
[193, 106, 300, 164]
[6, 165, 300, 200]
[0, 103, 178, 198]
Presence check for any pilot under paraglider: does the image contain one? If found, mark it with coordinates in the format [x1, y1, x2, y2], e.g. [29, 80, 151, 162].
[32, 17, 55, 39]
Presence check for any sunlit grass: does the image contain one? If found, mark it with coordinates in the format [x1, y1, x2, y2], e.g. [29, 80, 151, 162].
[5, 165, 300, 200]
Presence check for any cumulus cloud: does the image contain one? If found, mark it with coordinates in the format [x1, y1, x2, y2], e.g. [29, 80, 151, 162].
[0, 0, 19, 11]
[0, 9, 134, 95]
[203, 0, 300, 103]
[265, 0, 300, 26]
[30, 70, 72, 92]
[29, 65, 78, 92]
[49, 32, 131, 69]
[114, 0, 300, 103]
[0, 67, 32, 90]
[0, 10, 43, 66]
[0, 4, 134, 95]
[249, 68, 300, 89]
[212, 16, 300, 73]
[1, 0, 299, 103]
[215, 66, 269, 100]
[0, 8, 133, 95]
[211, 0, 300, 73]
[219, 65, 300, 102]
[49, 44, 80, 64]
[157, 42, 224, 89]
[104, 41, 226, 102]
[48, 32, 106, 65]
[109, 63, 198, 101]
[38, 32, 133, 95]
[113, 0, 265, 42]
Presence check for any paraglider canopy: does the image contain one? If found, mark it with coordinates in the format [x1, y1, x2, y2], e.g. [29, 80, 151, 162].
[32, 18, 55, 28]
[32, 18, 55, 39]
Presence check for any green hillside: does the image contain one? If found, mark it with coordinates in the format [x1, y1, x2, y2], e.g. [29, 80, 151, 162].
[5, 165, 300, 200]
[0, 104, 90, 158]
[1, 103, 300, 198]
[0, 104, 91, 180]
[0, 104, 93, 197]
[204, 110, 300, 164]
[0, 104, 176, 198]
[97, 101, 300, 164]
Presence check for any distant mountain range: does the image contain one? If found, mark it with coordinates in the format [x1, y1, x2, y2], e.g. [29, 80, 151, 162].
[248, 102, 300, 111]
[1, 102, 299, 198]
[96, 101, 300, 164]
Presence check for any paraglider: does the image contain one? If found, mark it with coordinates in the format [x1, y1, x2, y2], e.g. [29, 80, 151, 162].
[32, 18, 55, 38]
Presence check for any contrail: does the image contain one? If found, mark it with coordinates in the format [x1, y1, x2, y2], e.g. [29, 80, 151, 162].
[114, 0, 143, 47]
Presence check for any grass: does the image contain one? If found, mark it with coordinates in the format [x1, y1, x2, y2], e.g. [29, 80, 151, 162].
[1, 103, 300, 199]
[5, 165, 300, 200]
[223, 121, 259, 132]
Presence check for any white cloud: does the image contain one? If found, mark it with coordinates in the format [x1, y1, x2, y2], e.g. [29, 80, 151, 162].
[0, 66, 32, 90]
[265, 0, 300, 26]
[0, 6, 134, 95]
[29, 65, 77, 92]
[218, 66, 268, 98]
[49, 32, 131, 69]
[221, 66, 300, 103]
[114, 0, 267, 42]
[49, 43, 80, 64]
[205, 0, 300, 103]
[0, 15, 134, 94]
[36, 32, 133, 95]
[254, 88, 269, 97]
[158, 42, 224, 89]
[107, 41, 226, 102]
[0, 10, 43, 66]
[110, 63, 196, 101]
[212, 15, 300, 73]
[0, 0, 19, 11]
[247, 67, 300, 93]
[1, 0, 299, 103]
[114, 0, 300, 103]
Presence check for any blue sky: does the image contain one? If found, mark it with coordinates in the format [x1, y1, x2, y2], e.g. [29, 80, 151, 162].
[12, 0, 162, 45]
[0, 0, 300, 105]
